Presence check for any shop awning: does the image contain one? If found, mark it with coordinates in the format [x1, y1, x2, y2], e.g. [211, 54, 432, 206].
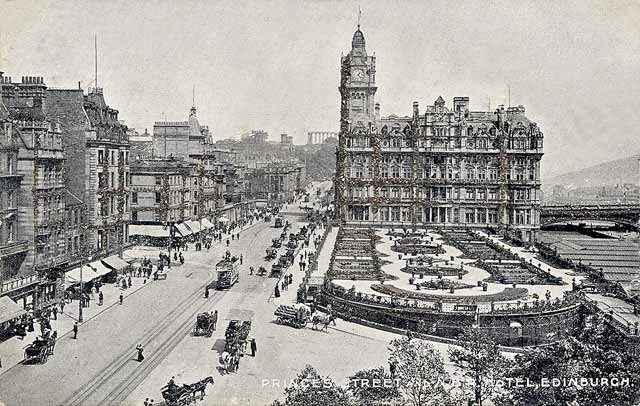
[185, 220, 202, 233]
[129, 224, 170, 238]
[175, 222, 192, 237]
[201, 219, 215, 229]
[64, 266, 99, 285]
[0, 296, 26, 324]
[90, 260, 114, 277]
[102, 255, 129, 271]
[218, 216, 230, 223]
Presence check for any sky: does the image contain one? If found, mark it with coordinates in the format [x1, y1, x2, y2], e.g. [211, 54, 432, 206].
[1, 0, 639, 178]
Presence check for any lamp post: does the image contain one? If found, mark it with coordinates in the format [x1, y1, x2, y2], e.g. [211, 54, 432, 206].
[78, 224, 90, 323]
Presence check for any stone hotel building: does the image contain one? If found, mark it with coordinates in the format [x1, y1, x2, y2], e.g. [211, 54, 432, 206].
[335, 26, 544, 242]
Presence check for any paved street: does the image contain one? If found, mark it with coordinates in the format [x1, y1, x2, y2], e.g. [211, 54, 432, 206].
[0, 219, 276, 406]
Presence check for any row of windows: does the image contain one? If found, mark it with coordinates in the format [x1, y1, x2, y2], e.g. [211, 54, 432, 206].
[350, 205, 536, 225]
[351, 165, 537, 181]
[99, 171, 131, 189]
[351, 186, 534, 202]
[347, 135, 540, 150]
[97, 149, 129, 165]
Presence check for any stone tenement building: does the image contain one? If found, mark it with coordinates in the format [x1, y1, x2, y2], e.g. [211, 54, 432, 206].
[0, 74, 67, 307]
[0, 74, 29, 290]
[245, 161, 305, 206]
[134, 107, 249, 226]
[130, 158, 192, 224]
[335, 26, 544, 242]
[47, 86, 131, 256]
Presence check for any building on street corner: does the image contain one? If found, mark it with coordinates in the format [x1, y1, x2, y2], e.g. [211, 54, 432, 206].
[335, 25, 544, 243]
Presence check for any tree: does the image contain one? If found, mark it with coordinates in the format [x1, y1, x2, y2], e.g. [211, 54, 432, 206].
[448, 327, 511, 405]
[270, 365, 352, 406]
[348, 366, 401, 406]
[388, 337, 452, 406]
[494, 314, 640, 406]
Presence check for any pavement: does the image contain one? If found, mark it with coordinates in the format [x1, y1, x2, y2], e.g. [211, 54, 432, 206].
[0, 181, 479, 406]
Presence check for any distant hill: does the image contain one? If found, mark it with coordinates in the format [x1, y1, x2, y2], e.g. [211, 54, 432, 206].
[544, 153, 640, 189]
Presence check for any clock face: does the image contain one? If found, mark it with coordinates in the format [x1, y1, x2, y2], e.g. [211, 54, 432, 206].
[353, 69, 365, 81]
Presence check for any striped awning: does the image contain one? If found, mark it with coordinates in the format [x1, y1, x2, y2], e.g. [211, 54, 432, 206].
[90, 260, 114, 277]
[201, 219, 215, 229]
[185, 220, 202, 233]
[65, 266, 100, 285]
[175, 222, 193, 237]
[102, 255, 129, 271]
[0, 296, 26, 324]
[129, 224, 170, 238]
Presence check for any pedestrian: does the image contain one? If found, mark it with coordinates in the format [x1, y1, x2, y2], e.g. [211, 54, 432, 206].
[149, 399, 154, 406]
[390, 361, 397, 378]
[232, 234, 235, 241]
[52, 306, 57, 320]
[237, 233, 240, 240]
[144, 398, 149, 406]
[212, 310, 218, 331]
[226, 239, 230, 247]
[73, 322, 78, 339]
[60, 301, 65, 313]
[136, 344, 144, 362]
[128, 276, 132, 287]
[240, 254, 243, 265]
[274, 285, 280, 298]
[119, 293, 124, 305]
[250, 338, 257, 357]
[205, 286, 210, 299]
[99, 291, 104, 306]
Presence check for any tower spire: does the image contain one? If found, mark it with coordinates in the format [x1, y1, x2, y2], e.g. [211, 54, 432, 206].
[192, 84, 195, 107]
[358, 6, 362, 28]
[94, 35, 98, 89]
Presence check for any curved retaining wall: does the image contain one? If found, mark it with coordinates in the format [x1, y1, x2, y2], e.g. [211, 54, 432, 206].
[318, 291, 583, 347]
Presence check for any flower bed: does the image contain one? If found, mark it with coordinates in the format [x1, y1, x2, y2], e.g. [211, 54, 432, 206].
[370, 284, 529, 303]
[401, 265, 467, 277]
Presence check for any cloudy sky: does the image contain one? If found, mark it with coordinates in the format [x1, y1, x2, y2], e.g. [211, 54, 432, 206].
[1, 0, 639, 178]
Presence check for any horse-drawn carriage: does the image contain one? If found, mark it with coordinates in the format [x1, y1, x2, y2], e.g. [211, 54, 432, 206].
[271, 238, 282, 248]
[271, 255, 291, 277]
[224, 319, 252, 355]
[257, 266, 268, 276]
[274, 303, 311, 328]
[193, 312, 216, 337]
[265, 247, 278, 260]
[161, 376, 214, 406]
[24, 334, 56, 364]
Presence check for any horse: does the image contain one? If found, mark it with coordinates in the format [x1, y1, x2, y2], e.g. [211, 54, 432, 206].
[312, 314, 336, 332]
[220, 351, 231, 372]
[189, 376, 214, 400]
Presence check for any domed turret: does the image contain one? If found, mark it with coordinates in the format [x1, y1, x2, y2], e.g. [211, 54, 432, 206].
[352, 25, 365, 49]
[188, 106, 200, 136]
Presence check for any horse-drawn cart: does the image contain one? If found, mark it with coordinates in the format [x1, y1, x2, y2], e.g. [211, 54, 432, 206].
[161, 376, 214, 406]
[224, 319, 252, 355]
[265, 247, 277, 260]
[193, 312, 216, 337]
[274, 303, 311, 328]
[24, 335, 56, 364]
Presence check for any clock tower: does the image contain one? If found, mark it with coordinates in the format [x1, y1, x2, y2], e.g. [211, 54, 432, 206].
[340, 24, 377, 127]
